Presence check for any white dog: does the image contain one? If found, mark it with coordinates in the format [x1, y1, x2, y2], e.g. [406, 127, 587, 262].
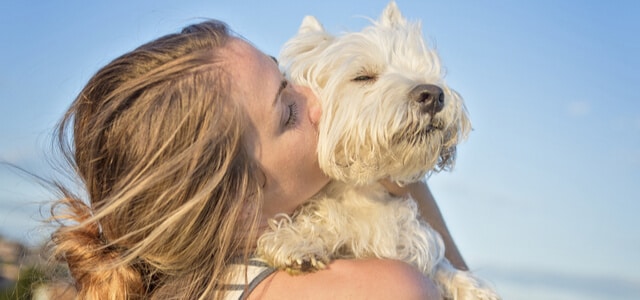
[257, 2, 499, 299]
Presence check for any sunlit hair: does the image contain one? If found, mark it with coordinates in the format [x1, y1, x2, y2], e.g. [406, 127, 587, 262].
[48, 20, 263, 299]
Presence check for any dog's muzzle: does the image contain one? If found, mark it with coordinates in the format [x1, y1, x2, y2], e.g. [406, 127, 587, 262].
[409, 84, 445, 116]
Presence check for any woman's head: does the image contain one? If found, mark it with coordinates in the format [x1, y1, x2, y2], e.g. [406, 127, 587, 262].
[50, 20, 326, 299]
[221, 38, 327, 219]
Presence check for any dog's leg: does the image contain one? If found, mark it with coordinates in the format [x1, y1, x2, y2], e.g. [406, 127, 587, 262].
[257, 199, 339, 275]
[433, 260, 501, 300]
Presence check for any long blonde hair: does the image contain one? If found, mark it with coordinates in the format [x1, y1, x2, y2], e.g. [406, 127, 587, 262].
[49, 20, 262, 299]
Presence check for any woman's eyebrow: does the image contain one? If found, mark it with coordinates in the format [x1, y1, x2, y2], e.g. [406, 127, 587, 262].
[269, 55, 286, 107]
[273, 79, 287, 107]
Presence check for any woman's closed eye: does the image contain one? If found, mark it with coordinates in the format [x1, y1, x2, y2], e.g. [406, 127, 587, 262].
[285, 102, 298, 128]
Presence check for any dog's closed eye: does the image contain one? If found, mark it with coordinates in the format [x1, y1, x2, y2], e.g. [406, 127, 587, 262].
[352, 75, 377, 82]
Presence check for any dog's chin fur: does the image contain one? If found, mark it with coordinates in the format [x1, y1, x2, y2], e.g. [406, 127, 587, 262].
[257, 1, 499, 299]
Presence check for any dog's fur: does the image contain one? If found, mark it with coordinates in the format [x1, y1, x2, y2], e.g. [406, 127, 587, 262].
[257, 2, 499, 299]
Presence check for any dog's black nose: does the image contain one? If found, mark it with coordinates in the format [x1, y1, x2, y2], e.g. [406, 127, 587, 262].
[409, 84, 445, 115]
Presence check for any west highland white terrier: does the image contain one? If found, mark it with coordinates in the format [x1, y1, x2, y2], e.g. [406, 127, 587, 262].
[257, 2, 499, 299]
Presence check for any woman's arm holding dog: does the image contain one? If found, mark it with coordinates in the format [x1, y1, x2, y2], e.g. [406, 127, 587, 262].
[380, 180, 468, 271]
[410, 181, 468, 271]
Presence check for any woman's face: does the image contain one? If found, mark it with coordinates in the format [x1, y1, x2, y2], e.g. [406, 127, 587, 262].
[223, 38, 329, 219]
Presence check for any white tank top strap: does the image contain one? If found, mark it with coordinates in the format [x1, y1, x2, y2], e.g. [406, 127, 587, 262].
[220, 257, 277, 300]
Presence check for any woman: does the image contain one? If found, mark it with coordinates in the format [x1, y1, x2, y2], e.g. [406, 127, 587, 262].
[49, 20, 463, 299]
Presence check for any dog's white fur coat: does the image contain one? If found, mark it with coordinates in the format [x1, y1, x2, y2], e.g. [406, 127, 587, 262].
[257, 2, 499, 299]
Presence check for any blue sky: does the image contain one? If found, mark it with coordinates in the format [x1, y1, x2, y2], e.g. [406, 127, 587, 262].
[1, 1, 638, 299]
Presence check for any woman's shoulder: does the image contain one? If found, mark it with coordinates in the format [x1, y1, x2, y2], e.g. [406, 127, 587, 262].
[249, 258, 441, 300]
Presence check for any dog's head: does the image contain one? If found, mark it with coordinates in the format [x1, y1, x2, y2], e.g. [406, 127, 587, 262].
[280, 1, 471, 185]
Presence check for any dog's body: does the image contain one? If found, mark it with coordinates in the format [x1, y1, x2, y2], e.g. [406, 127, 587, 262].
[257, 2, 499, 299]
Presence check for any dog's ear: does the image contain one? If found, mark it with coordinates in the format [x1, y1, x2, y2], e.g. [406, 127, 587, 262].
[286, 15, 333, 52]
[379, 1, 407, 27]
[299, 16, 325, 34]
[280, 15, 333, 65]
[279, 15, 334, 89]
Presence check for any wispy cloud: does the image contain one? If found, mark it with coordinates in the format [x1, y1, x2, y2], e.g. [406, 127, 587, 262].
[566, 100, 591, 117]
[481, 266, 640, 300]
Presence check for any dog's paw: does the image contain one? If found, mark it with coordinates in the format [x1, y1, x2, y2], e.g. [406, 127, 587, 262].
[443, 271, 501, 300]
[283, 254, 330, 275]
[472, 287, 501, 300]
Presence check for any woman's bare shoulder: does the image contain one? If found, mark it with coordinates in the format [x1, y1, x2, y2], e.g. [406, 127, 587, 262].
[249, 259, 441, 300]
